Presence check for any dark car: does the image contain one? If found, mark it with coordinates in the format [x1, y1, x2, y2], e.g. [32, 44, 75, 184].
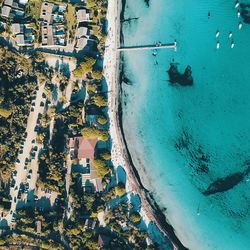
[34, 125, 40, 132]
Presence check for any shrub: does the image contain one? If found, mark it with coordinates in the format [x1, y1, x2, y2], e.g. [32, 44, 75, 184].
[92, 159, 109, 178]
[73, 57, 96, 78]
[115, 182, 126, 196]
[92, 95, 107, 107]
[129, 211, 141, 223]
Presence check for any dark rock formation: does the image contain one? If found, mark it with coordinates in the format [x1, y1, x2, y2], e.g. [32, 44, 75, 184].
[203, 166, 250, 196]
[167, 63, 193, 86]
[240, 4, 250, 23]
[144, 0, 150, 7]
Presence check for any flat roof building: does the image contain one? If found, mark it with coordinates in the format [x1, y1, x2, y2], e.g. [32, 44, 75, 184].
[40, 2, 54, 23]
[76, 9, 90, 22]
[16, 34, 25, 46]
[77, 26, 88, 38]
[11, 23, 24, 34]
[4, 0, 13, 7]
[1, 6, 11, 18]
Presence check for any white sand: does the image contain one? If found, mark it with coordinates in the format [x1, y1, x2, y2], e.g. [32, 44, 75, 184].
[103, 1, 176, 248]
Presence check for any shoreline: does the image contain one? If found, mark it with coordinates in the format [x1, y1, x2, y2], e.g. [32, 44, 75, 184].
[104, 0, 187, 249]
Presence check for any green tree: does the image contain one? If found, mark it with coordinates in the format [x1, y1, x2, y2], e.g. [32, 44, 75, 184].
[98, 116, 108, 125]
[73, 57, 96, 78]
[92, 70, 103, 80]
[115, 182, 126, 196]
[92, 159, 109, 178]
[129, 211, 141, 223]
[92, 95, 107, 107]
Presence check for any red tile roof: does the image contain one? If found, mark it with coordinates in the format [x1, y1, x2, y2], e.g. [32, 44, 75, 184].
[69, 136, 97, 159]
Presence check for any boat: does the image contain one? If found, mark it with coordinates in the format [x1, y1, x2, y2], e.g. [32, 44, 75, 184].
[231, 41, 235, 48]
[239, 22, 243, 29]
[216, 41, 220, 49]
[216, 30, 220, 38]
[229, 32, 233, 38]
[237, 10, 241, 18]
[235, 1, 239, 8]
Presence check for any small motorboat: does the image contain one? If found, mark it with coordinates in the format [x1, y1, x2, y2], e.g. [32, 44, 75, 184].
[239, 22, 243, 29]
[216, 41, 220, 49]
[216, 30, 220, 38]
[237, 10, 241, 18]
[235, 1, 239, 8]
[231, 41, 235, 48]
[229, 32, 233, 38]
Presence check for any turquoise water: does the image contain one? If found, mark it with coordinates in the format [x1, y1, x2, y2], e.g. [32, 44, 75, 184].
[122, 1, 250, 249]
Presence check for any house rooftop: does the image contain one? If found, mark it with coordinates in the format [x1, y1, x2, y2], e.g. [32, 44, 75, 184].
[40, 1, 54, 23]
[76, 9, 90, 22]
[11, 23, 24, 34]
[77, 26, 88, 38]
[16, 34, 25, 46]
[69, 136, 97, 159]
[4, 0, 13, 7]
[1, 6, 11, 18]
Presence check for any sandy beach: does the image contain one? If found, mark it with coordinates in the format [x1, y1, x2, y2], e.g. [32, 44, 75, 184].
[103, 1, 186, 249]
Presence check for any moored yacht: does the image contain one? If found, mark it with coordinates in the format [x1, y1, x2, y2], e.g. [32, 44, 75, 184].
[235, 1, 239, 8]
[239, 22, 243, 29]
[216, 30, 220, 38]
[237, 10, 241, 18]
[216, 41, 220, 49]
[231, 41, 235, 48]
[229, 32, 233, 38]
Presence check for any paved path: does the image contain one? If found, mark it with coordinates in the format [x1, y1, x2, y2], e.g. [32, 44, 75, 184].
[5, 82, 46, 225]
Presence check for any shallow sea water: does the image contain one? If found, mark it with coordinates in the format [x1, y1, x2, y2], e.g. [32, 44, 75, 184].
[121, 0, 250, 249]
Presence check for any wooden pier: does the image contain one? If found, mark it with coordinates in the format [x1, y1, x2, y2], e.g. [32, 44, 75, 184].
[118, 42, 177, 52]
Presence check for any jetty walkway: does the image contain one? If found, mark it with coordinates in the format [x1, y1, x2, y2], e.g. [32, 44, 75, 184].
[118, 42, 177, 52]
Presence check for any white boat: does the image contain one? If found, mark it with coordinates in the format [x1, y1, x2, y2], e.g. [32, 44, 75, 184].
[216, 41, 220, 49]
[237, 10, 241, 18]
[231, 41, 235, 48]
[239, 22, 243, 29]
[235, 1, 239, 8]
[216, 30, 220, 38]
[229, 32, 233, 38]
